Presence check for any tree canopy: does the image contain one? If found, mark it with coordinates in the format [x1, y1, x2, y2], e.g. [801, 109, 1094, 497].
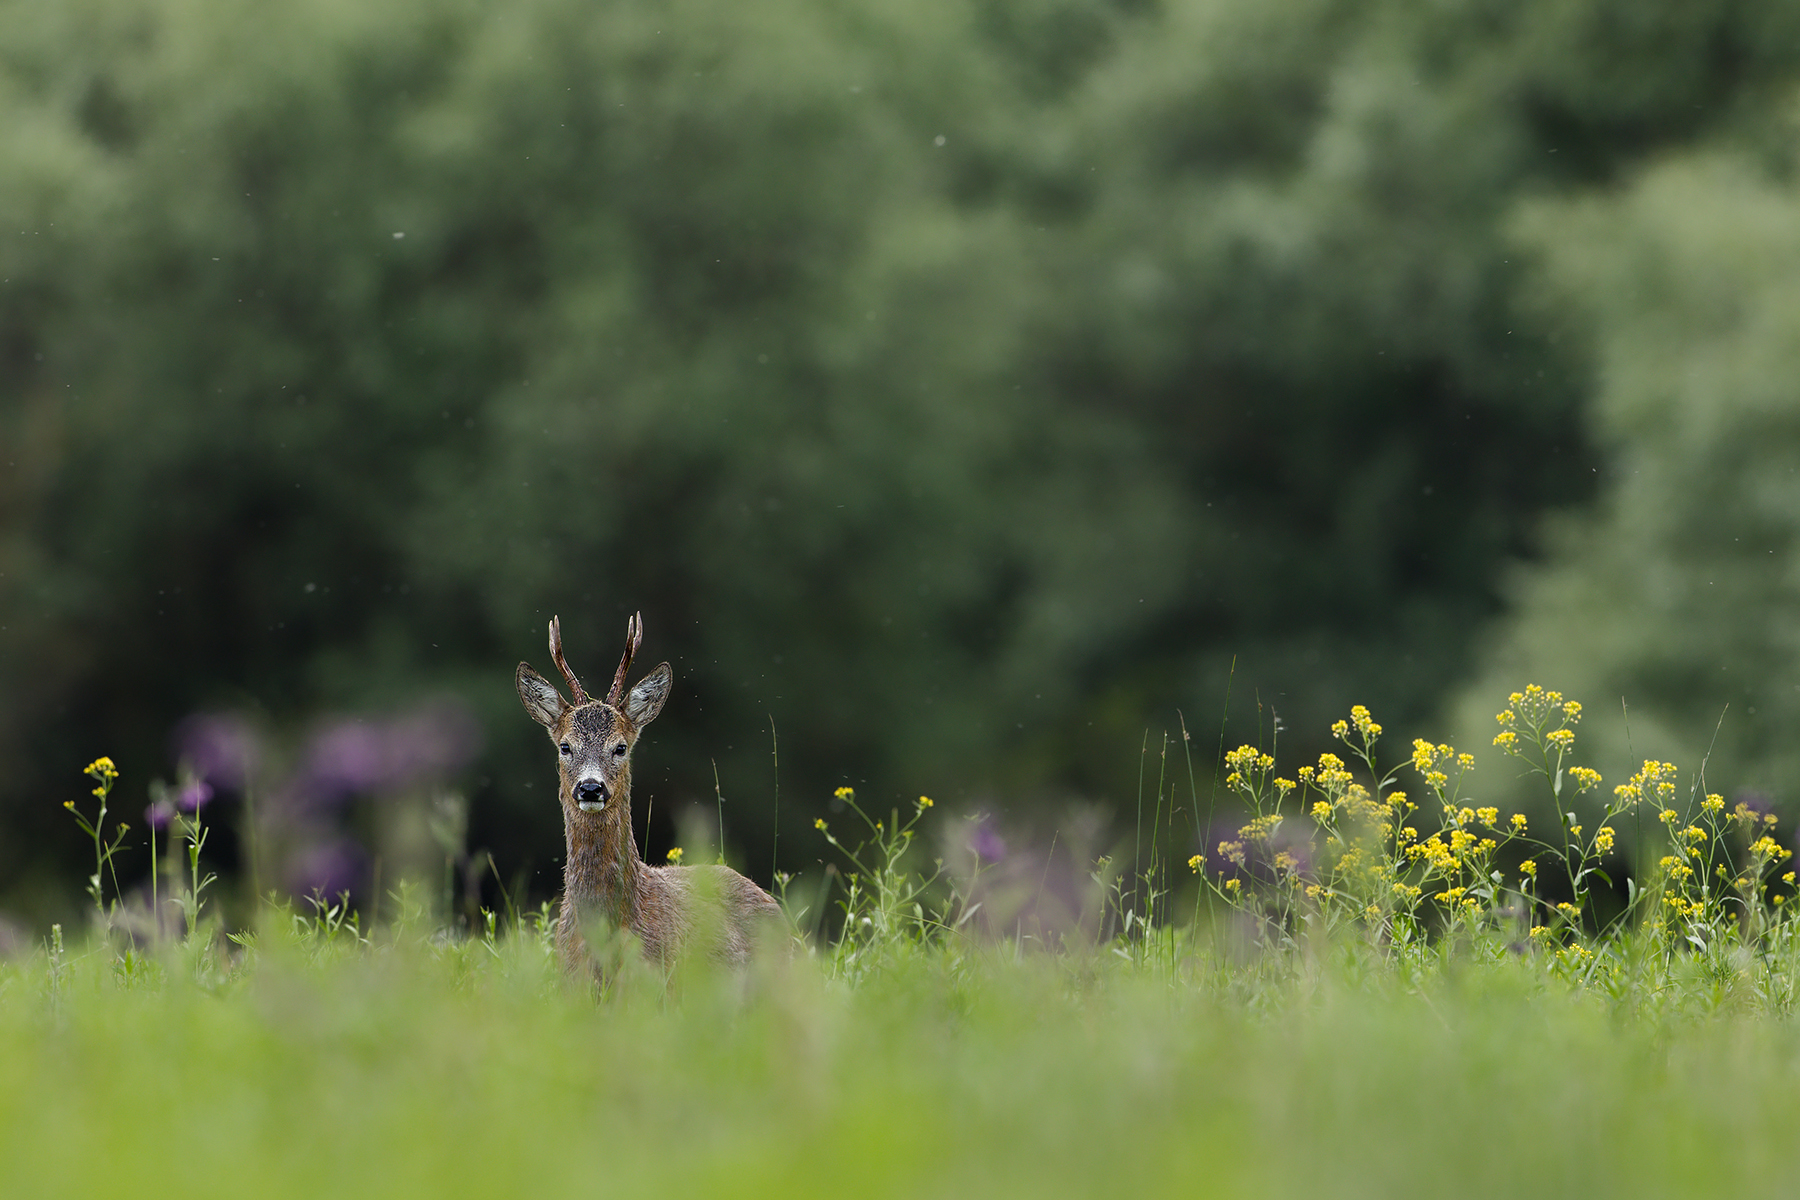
[5, 0, 1799, 919]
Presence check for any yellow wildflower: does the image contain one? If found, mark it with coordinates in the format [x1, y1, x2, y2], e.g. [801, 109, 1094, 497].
[1546, 729, 1575, 751]
[666, 847, 684, 864]
[1594, 826, 1614, 855]
[1701, 793, 1724, 813]
[917, 795, 933, 809]
[1188, 855, 1204, 872]
[1493, 730, 1518, 752]
[1510, 813, 1528, 832]
[1223, 878, 1241, 892]
[1520, 859, 1537, 877]
[833, 786, 854, 799]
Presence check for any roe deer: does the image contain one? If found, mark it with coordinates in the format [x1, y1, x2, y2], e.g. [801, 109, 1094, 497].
[515, 613, 782, 974]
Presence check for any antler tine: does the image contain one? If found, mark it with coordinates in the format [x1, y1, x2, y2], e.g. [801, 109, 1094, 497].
[547, 615, 589, 704]
[605, 611, 644, 708]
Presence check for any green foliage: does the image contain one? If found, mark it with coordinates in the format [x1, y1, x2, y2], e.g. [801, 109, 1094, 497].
[8, 0, 1800, 916]
[1449, 149, 1800, 814]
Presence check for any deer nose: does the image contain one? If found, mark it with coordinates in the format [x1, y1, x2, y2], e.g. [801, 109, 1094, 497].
[574, 779, 607, 811]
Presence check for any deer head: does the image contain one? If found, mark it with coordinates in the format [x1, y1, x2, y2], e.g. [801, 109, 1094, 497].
[516, 613, 672, 818]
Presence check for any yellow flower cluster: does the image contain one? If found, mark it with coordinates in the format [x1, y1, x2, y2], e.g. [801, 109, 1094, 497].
[1508, 685, 1566, 724]
[1408, 835, 1458, 871]
[1663, 895, 1703, 919]
[1593, 826, 1615, 855]
[1328, 705, 1382, 743]
[1569, 766, 1602, 792]
[666, 847, 684, 864]
[1659, 855, 1694, 883]
[1732, 802, 1781, 830]
[1749, 835, 1791, 862]
[1238, 814, 1281, 842]
[1701, 793, 1724, 813]
[1300, 752, 1355, 793]
[1224, 745, 1276, 774]
[1613, 760, 1677, 807]
[917, 795, 933, 809]
[84, 757, 118, 780]
[834, 785, 854, 799]
[1510, 813, 1528, 832]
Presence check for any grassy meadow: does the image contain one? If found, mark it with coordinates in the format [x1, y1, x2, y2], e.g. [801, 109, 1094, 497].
[6, 693, 1800, 1199]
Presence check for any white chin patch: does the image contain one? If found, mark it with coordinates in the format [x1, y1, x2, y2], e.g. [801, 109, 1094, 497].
[577, 800, 605, 813]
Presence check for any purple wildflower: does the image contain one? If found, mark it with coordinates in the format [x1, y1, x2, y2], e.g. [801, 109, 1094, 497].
[177, 778, 213, 812]
[175, 713, 260, 791]
[292, 701, 482, 807]
[144, 798, 176, 830]
[969, 820, 1007, 863]
[285, 838, 367, 899]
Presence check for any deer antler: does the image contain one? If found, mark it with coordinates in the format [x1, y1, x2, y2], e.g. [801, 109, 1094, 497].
[606, 612, 644, 708]
[548, 615, 589, 705]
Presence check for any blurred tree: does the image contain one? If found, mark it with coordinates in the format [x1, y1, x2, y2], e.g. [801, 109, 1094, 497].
[3, 0, 1798, 922]
[1449, 150, 1800, 826]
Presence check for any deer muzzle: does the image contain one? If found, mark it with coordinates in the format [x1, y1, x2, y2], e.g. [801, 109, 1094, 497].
[574, 778, 608, 813]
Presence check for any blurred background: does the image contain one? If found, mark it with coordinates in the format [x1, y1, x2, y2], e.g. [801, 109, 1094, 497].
[6, 0, 1800, 929]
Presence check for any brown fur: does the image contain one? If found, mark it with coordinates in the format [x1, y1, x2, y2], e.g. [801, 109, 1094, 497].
[516, 617, 782, 976]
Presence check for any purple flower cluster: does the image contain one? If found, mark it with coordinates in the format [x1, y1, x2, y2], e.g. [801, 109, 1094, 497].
[174, 713, 261, 791]
[166, 700, 482, 899]
[285, 701, 481, 812]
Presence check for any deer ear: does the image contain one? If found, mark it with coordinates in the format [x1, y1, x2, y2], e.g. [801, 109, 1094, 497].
[623, 662, 673, 727]
[516, 663, 568, 729]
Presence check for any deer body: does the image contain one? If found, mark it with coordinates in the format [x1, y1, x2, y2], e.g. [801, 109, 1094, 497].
[517, 615, 782, 974]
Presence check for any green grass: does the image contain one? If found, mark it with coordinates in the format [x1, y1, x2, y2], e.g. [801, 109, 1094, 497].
[2, 919, 1797, 1200]
[14, 692, 1800, 1199]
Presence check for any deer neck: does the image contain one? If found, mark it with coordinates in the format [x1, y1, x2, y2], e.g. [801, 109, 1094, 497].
[562, 773, 644, 926]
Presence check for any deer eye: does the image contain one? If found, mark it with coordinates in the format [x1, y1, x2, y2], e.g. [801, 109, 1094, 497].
[559, 742, 572, 756]
[613, 743, 627, 757]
